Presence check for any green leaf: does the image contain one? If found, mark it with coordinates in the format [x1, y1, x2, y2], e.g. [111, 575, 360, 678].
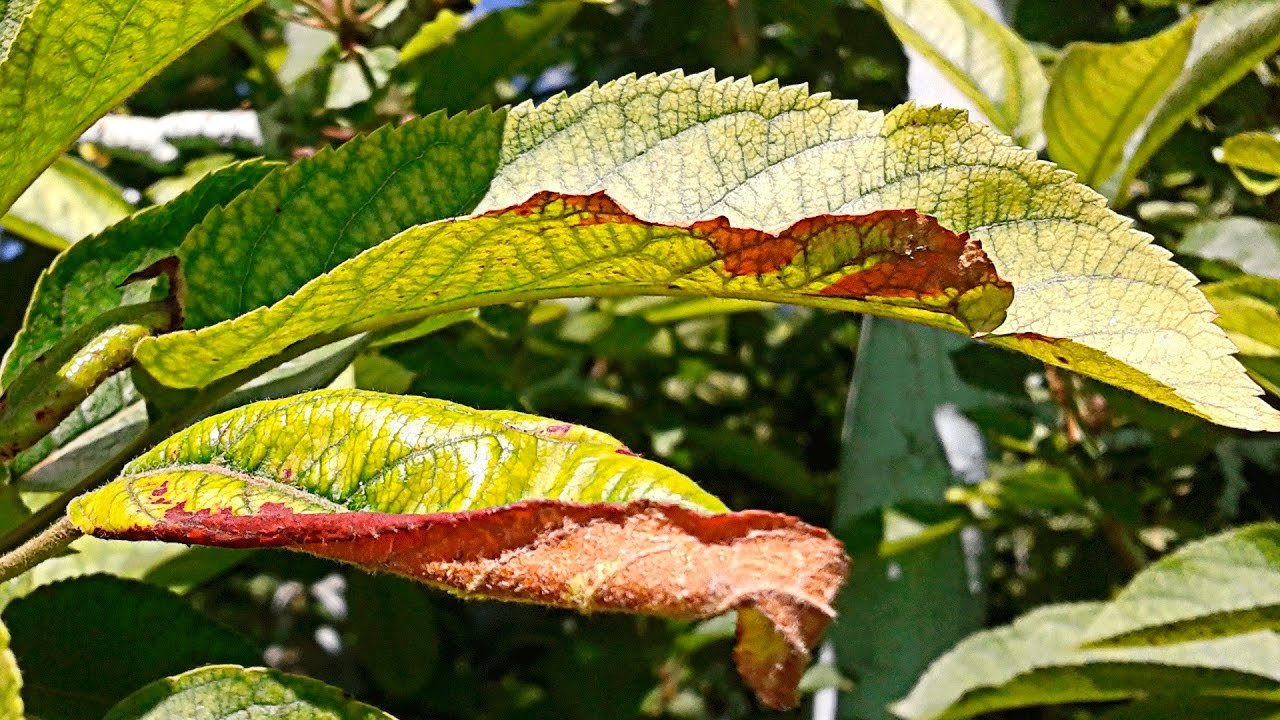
[1181, 217, 1280, 280]
[403, 1, 581, 116]
[1216, 131, 1280, 196]
[1110, 0, 1280, 199]
[398, 8, 464, 63]
[0, 617, 20, 720]
[867, 0, 1047, 147]
[104, 665, 396, 720]
[143, 190, 1015, 389]
[829, 320, 988, 720]
[67, 389, 850, 710]
[1044, 15, 1197, 190]
[2, 156, 134, 251]
[892, 602, 1280, 720]
[3, 575, 259, 719]
[1202, 277, 1280, 396]
[1078, 524, 1280, 648]
[135, 72, 1279, 431]
[1, 159, 276, 391]
[347, 572, 439, 700]
[0, 0, 265, 214]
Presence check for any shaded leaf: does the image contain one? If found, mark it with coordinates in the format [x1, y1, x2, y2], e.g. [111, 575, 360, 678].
[1181, 217, 1280, 280]
[67, 389, 850, 709]
[892, 602, 1280, 720]
[1079, 524, 1280, 648]
[1216, 131, 1280, 196]
[404, 1, 581, 116]
[4, 575, 259, 719]
[1110, 0, 1280, 198]
[103, 664, 395, 720]
[868, 0, 1046, 147]
[2, 156, 133, 251]
[0, 0, 265, 214]
[347, 572, 439, 700]
[1044, 15, 1197, 190]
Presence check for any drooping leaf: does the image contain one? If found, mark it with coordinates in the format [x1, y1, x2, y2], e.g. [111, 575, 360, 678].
[830, 319, 988, 720]
[1044, 15, 1197, 190]
[103, 665, 397, 720]
[3, 575, 259, 719]
[1216, 131, 1280, 196]
[1078, 524, 1280, 648]
[142, 190, 1014, 389]
[1, 160, 276, 391]
[67, 389, 849, 709]
[1180, 217, 1280, 280]
[867, 0, 1046, 147]
[138, 72, 1279, 430]
[0, 0, 266, 214]
[403, 1, 581, 116]
[892, 602, 1280, 720]
[2, 156, 134, 251]
[1109, 0, 1280, 198]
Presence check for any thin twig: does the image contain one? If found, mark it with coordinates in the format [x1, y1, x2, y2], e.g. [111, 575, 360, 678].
[0, 517, 81, 584]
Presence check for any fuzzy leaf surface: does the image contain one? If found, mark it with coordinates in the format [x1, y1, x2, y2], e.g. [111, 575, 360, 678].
[892, 603, 1280, 720]
[1079, 524, 1280, 647]
[1044, 16, 1197, 189]
[68, 389, 850, 709]
[133, 73, 1279, 429]
[868, 0, 1046, 147]
[0, 0, 264, 213]
[104, 665, 396, 720]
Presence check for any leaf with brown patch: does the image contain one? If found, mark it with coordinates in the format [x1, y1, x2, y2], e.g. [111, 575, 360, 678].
[66, 389, 849, 709]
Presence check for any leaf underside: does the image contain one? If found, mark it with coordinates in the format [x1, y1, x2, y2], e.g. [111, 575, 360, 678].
[67, 390, 850, 709]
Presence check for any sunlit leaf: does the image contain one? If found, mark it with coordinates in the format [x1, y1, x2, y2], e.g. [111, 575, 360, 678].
[2, 156, 134, 251]
[0, 0, 265, 214]
[1202, 277, 1280, 396]
[67, 389, 850, 709]
[867, 0, 1046, 147]
[103, 665, 395, 720]
[1044, 16, 1197, 190]
[892, 602, 1280, 720]
[0, 617, 19, 720]
[1109, 0, 1280, 198]
[1216, 131, 1280, 196]
[1079, 523, 1280, 647]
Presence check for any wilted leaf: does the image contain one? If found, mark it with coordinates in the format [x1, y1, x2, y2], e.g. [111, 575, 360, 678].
[1079, 523, 1280, 648]
[1044, 16, 1197, 190]
[67, 389, 849, 709]
[1216, 131, 1280, 196]
[143, 190, 1013, 389]
[867, 0, 1046, 147]
[1109, 0, 1280, 198]
[103, 665, 395, 720]
[4, 576, 259, 719]
[3, 156, 133, 251]
[892, 602, 1280, 720]
[0, 0, 264, 214]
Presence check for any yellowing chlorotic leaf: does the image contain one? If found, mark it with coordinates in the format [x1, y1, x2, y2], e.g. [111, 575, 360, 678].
[3, 156, 134, 251]
[104, 665, 395, 720]
[1045, 15, 1197, 190]
[140, 190, 1013, 388]
[0, 619, 19, 720]
[1079, 524, 1280, 648]
[68, 390, 850, 710]
[0, 0, 264, 214]
[128, 72, 1280, 430]
[868, 0, 1046, 147]
[1216, 131, 1280, 196]
[892, 602, 1280, 720]
[1109, 0, 1280, 198]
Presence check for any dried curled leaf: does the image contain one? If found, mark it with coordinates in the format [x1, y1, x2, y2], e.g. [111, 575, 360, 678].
[66, 390, 850, 709]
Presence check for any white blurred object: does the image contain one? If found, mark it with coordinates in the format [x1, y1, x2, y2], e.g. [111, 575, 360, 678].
[79, 110, 263, 164]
